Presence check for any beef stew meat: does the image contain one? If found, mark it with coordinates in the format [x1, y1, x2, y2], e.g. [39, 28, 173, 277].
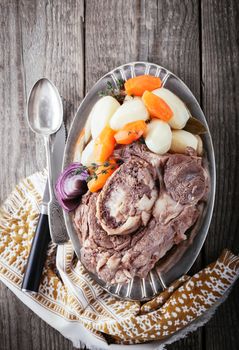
[74, 143, 209, 284]
[96, 157, 158, 236]
[164, 154, 207, 205]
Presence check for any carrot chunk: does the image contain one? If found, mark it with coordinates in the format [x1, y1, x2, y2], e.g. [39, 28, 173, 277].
[114, 120, 147, 144]
[94, 126, 116, 162]
[125, 75, 162, 96]
[142, 91, 173, 121]
[87, 159, 118, 192]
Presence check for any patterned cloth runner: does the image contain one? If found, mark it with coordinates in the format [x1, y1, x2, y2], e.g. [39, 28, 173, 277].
[0, 171, 238, 349]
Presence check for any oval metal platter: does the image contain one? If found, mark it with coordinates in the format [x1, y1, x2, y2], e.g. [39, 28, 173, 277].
[63, 62, 216, 301]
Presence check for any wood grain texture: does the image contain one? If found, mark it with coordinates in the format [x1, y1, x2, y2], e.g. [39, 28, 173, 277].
[138, 0, 201, 101]
[201, 0, 239, 349]
[84, 0, 139, 90]
[0, 0, 238, 349]
[0, 0, 84, 349]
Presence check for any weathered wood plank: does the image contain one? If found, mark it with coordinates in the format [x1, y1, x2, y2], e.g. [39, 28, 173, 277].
[0, 0, 238, 349]
[0, 0, 84, 349]
[84, 0, 139, 90]
[85, 1, 202, 349]
[201, 0, 239, 349]
[138, 0, 201, 101]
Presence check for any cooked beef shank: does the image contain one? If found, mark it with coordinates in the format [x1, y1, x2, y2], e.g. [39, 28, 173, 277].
[114, 142, 166, 167]
[74, 193, 131, 251]
[119, 205, 199, 280]
[164, 154, 207, 205]
[74, 142, 209, 284]
[75, 191, 199, 284]
[96, 157, 158, 235]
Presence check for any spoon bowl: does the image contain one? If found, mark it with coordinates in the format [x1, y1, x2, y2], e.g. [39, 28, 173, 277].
[27, 78, 63, 136]
[27, 78, 67, 244]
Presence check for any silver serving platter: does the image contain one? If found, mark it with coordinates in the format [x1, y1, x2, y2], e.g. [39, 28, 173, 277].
[63, 62, 216, 301]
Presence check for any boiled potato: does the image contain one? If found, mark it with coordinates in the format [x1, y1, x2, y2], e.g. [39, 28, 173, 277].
[195, 135, 203, 156]
[74, 133, 86, 162]
[81, 140, 96, 167]
[170, 130, 198, 154]
[152, 88, 190, 129]
[145, 119, 172, 154]
[90, 96, 120, 139]
[84, 110, 93, 144]
[110, 97, 149, 130]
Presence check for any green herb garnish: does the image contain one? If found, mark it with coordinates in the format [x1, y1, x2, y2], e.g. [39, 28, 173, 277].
[103, 161, 110, 167]
[99, 79, 126, 104]
[74, 166, 88, 175]
[86, 175, 92, 183]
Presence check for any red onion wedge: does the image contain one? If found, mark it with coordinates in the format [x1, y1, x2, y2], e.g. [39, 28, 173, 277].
[55, 162, 88, 212]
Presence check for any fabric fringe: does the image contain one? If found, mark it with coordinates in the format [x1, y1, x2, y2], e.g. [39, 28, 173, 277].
[220, 249, 239, 272]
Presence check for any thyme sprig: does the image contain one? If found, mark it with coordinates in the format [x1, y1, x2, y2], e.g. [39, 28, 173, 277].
[99, 79, 126, 104]
[74, 160, 122, 183]
[86, 160, 122, 182]
[73, 165, 88, 175]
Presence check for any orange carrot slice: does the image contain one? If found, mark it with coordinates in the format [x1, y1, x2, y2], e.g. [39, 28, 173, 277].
[125, 75, 162, 96]
[114, 120, 147, 144]
[94, 126, 116, 162]
[88, 159, 118, 192]
[142, 91, 173, 121]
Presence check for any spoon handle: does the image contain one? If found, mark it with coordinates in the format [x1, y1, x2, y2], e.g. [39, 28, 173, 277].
[45, 136, 69, 244]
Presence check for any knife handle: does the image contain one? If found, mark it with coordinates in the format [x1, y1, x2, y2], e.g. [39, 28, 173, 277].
[21, 212, 51, 293]
[48, 198, 69, 244]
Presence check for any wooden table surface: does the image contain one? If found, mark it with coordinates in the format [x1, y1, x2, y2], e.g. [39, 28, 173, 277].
[0, 0, 238, 349]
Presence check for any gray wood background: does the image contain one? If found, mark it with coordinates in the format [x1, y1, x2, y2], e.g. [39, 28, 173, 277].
[0, 0, 238, 349]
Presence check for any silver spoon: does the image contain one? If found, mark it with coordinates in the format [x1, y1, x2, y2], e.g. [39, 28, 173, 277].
[27, 78, 67, 243]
